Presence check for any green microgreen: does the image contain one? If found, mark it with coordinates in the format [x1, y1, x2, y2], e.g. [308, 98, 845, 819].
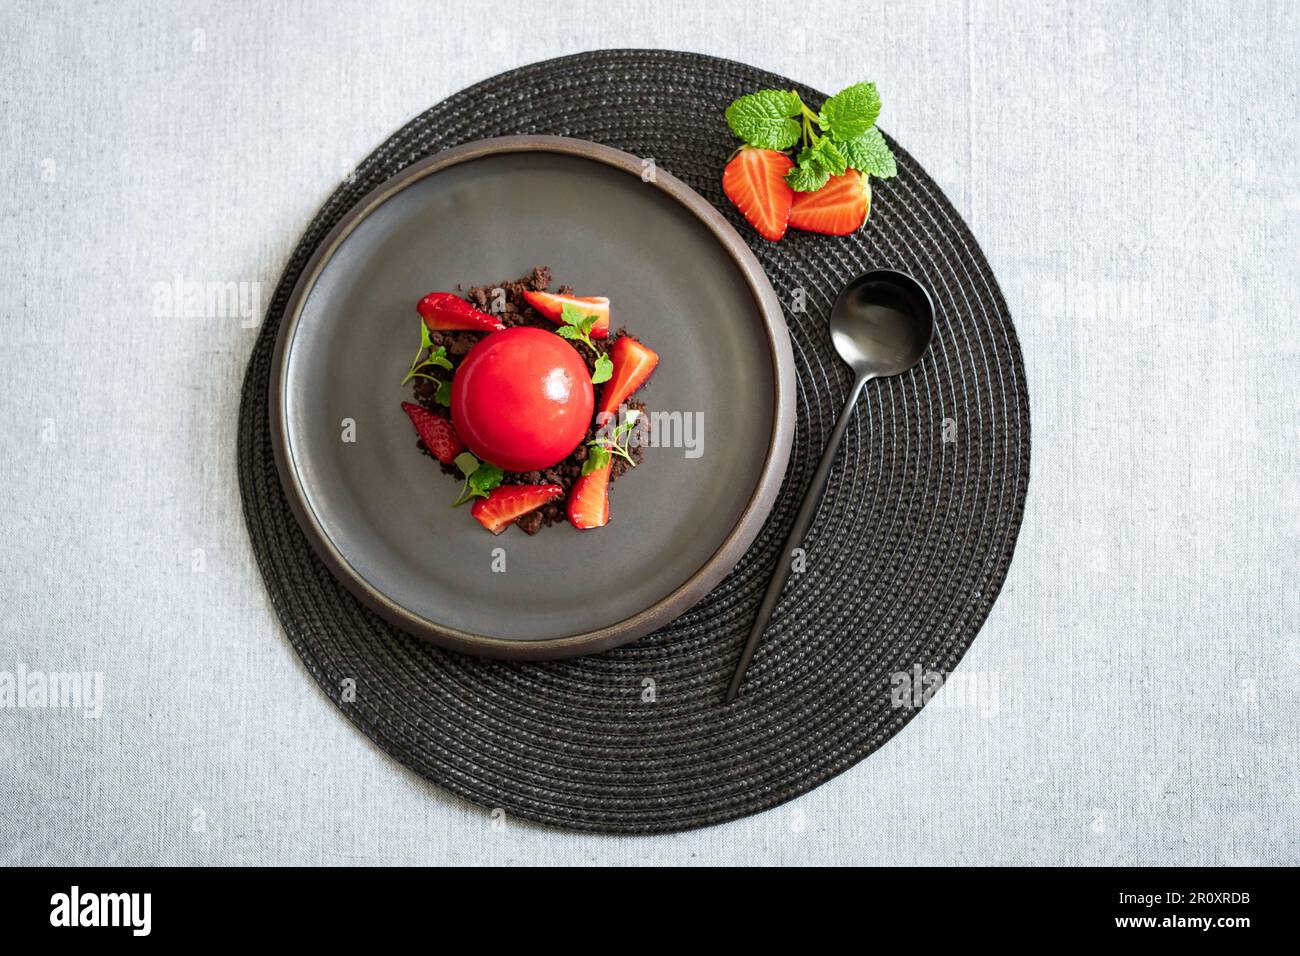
[555, 302, 602, 352]
[402, 320, 454, 399]
[451, 452, 504, 506]
[588, 409, 642, 468]
[555, 303, 613, 382]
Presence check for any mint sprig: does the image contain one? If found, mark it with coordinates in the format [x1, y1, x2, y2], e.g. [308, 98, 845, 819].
[451, 452, 504, 506]
[724, 82, 898, 192]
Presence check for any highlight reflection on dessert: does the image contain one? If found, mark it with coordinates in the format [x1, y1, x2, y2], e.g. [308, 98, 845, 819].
[400, 268, 659, 535]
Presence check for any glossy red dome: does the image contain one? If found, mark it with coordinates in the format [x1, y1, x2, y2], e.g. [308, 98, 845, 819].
[450, 327, 594, 472]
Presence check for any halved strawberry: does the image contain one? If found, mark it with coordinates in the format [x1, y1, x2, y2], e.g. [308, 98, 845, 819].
[401, 401, 464, 465]
[722, 146, 795, 241]
[417, 292, 506, 332]
[788, 171, 872, 236]
[567, 459, 612, 530]
[521, 290, 610, 339]
[597, 336, 659, 419]
[471, 484, 564, 535]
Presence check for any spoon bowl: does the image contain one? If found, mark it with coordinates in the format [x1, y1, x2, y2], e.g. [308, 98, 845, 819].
[830, 269, 935, 380]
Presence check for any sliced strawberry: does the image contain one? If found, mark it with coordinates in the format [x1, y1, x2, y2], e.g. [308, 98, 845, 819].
[788, 171, 872, 236]
[401, 401, 464, 465]
[471, 484, 564, 535]
[521, 290, 610, 339]
[597, 336, 659, 419]
[417, 292, 506, 332]
[722, 146, 795, 241]
[567, 459, 612, 530]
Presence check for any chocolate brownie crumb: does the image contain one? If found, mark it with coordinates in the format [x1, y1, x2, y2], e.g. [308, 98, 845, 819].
[516, 511, 544, 535]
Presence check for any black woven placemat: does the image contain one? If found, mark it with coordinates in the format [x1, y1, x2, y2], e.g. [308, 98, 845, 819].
[238, 50, 1030, 833]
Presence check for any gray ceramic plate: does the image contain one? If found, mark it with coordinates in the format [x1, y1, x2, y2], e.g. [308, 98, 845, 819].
[270, 136, 795, 659]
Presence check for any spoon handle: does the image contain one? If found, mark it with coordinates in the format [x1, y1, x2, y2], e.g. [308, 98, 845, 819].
[726, 375, 870, 703]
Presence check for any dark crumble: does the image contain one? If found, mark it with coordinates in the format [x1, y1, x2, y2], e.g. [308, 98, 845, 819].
[408, 267, 648, 534]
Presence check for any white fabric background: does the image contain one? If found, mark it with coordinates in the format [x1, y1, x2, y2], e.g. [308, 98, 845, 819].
[1, 0, 1295, 866]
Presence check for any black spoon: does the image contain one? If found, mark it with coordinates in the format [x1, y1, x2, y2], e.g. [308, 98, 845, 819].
[726, 269, 936, 703]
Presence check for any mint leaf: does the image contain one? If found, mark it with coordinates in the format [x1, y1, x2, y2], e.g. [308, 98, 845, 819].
[583, 444, 610, 475]
[434, 378, 452, 406]
[811, 138, 847, 177]
[818, 82, 881, 140]
[426, 345, 452, 370]
[725, 89, 803, 150]
[786, 155, 830, 192]
[786, 143, 843, 191]
[839, 127, 897, 179]
[592, 352, 612, 384]
[556, 325, 582, 340]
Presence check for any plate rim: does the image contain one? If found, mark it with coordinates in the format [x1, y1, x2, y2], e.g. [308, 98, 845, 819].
[268, 134, 796, 660]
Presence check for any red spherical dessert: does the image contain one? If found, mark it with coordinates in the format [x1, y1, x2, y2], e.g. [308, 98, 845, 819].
[451, 326, 594, 472]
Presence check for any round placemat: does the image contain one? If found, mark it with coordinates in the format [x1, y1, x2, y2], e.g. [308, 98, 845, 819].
[238, 50, 1030, 833]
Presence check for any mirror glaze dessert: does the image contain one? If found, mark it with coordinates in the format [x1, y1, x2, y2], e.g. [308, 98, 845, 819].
[451, 327, 594, 473]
